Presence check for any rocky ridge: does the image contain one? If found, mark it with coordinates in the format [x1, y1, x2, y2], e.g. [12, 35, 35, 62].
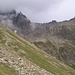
[0, 10, 75, 69]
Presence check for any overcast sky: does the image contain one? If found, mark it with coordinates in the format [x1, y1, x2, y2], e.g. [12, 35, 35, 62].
[0, 0, 75, 23]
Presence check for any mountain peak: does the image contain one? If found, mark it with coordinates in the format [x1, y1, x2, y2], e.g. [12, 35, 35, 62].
[70, 17, 75, 21]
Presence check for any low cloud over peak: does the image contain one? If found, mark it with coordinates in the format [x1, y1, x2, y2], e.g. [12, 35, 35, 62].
[0, 0, 75, 23]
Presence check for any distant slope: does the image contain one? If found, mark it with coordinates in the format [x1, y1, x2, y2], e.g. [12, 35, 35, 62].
[33, 22, 75, 69]
[33, 39, 75, 69]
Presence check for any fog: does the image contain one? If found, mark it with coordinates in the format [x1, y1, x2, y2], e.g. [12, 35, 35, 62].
[0, 0, 75, 23]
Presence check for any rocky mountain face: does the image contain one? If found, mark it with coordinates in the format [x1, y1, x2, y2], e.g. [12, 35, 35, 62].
[0, 10, 75, 70]
[0, 10, 31, 38]
[32, 20, 75, 69]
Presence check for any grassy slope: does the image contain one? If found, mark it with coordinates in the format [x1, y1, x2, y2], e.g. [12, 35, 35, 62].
[33, 40, 75, 69]
[0, 62, 18, 75]
[0, 24, 75, 75]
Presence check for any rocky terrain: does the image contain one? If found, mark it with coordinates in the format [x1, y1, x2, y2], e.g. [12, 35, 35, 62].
[0, 9, 75, 73]
[1, 24, 75, 75]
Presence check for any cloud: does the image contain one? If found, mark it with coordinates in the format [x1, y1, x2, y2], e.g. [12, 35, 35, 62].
[0, 0, 75, 23]
[0, 0, 61, 11]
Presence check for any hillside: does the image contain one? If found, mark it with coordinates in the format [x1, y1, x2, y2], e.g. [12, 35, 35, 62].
[0, 24, 75, 75]
[32, 21, 75, 69]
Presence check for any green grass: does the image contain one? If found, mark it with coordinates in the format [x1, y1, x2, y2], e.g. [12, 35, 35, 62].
[0, 35, 3, 40]
[0, 62, 18, 75]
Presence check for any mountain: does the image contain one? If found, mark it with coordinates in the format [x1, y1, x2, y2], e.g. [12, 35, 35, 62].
[1, 24, 75, 75]
[32, 20, 75, 69]
[0, 10, 75, 70]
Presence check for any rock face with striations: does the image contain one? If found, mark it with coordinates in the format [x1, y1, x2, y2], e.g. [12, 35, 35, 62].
[12, 12, 31, 34]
